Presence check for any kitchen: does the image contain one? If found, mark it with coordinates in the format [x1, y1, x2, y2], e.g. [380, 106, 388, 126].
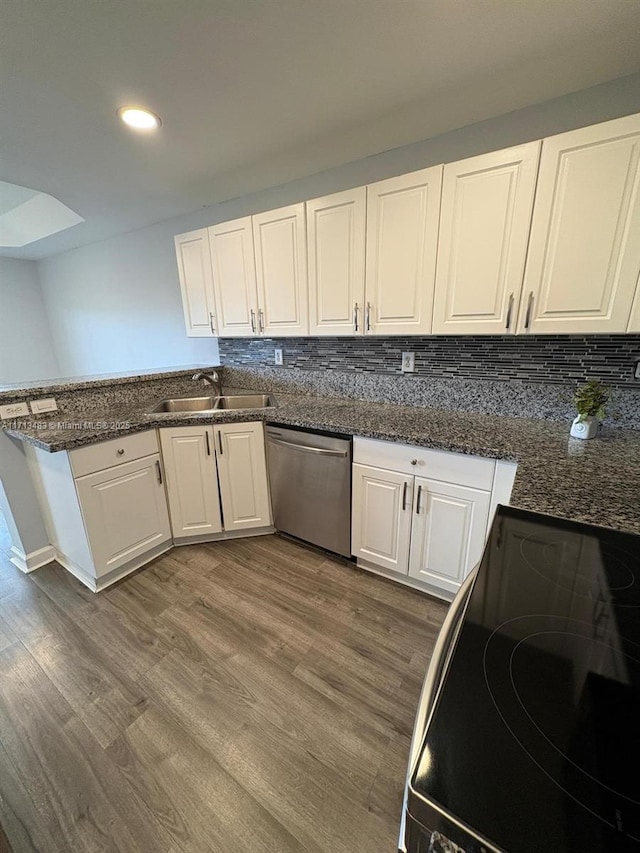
[2, 3, 640, 852]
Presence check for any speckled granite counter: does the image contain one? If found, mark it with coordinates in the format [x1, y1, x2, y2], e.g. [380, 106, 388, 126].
[4, 388, 640, 537]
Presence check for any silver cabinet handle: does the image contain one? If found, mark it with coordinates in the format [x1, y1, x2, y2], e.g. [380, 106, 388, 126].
[415, 484, 423, 514]
[209, 312, 217, 335]
[155, 460, 163, 485]
[410, 459, 418, 466]
[505, 292, 514, 330]
[353, 302, 359, 332]
[524, 291, 534, 330]
[217, 430, 223, 455]
[402, 481, 408, 511]
[116, 448, 125, 456]
[250, 309, 257, 334]
[366, 301, 372, 332]
[258, 308, 264, 334]
[205, 431, 211, 456]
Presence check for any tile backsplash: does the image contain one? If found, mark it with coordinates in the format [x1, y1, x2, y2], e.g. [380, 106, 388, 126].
[218, 334, 640, 387]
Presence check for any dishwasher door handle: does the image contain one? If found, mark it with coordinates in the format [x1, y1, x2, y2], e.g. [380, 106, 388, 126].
[268, 437, 348, 457]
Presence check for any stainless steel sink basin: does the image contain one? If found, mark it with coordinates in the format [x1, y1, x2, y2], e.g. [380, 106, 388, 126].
[150, 394, 272, 413]
[215, 394, 272, 409]
[151, 396, 219, 413]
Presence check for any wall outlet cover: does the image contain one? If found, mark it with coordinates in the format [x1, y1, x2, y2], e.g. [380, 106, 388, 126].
[30, 398, 58, 414]
[274, 348, 283, 366]
[0, 402, 29, 420]
[401, 352, 415, 373]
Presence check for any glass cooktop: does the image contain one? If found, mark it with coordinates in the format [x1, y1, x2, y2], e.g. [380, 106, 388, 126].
[410, 505, 640, 852]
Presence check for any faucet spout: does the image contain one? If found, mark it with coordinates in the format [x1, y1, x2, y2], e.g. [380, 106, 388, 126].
[192, 370, 222, 397]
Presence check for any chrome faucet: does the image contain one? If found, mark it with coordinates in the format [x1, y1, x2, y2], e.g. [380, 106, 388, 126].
[192, 370, 222, 397]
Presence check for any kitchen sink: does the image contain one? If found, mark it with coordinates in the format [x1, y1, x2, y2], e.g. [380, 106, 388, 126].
[150, 394, 272, 413]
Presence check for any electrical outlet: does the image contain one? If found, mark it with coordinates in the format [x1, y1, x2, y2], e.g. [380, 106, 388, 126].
[0, 402, 29, 420]
[635, 360, 640, 381]
[30, 398, 58, 414]
[274, 348, 283, 366]
[401, 352, 415, 373]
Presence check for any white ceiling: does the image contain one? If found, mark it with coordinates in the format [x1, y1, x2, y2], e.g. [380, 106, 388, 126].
[2, 0, 640, 260]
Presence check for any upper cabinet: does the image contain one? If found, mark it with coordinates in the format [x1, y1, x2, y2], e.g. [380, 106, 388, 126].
[432, 142, 540, 335]
[175, 112, 640, 340]
[365, 166, 442, 335]
[208, 216, 258, 337]
[207, 205, 308, 338]
[174, 229, 217, 337]
[307, 188, 366, 336]
[253, 204, 308, 337]
[519, 114, 640, 334]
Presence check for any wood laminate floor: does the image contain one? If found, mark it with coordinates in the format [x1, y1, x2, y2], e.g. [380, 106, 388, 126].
[0, 531, 447, 853]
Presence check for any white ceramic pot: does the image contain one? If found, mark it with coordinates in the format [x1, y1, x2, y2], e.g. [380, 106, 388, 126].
[570, 415, 599, 440]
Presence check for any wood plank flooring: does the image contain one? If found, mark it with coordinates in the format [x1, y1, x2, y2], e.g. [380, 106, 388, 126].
[0, 526, 447, 853]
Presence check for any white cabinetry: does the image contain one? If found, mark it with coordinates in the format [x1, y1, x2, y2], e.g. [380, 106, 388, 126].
[159, 427, 222, 538]
[628, 281, 640, 332]
[432, 143, 540, 335]
[253, 204, 308, 337]
[208, 217, 258, 337]
[159, 421, 271, 542]
[306, 188, 366, 335]
[27, 431, 172, 592]
[519, 114, 640, 334]
[174, 229, 217, 337]
[351, 464, 412, 573]
[365, 166, 442, 335]
[205, 205, 308, 337]
[214, 422, 272, 531]
[352, 437, 514, 600]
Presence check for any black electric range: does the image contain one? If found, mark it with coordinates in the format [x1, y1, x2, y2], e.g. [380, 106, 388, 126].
[406, 505, 640, 853]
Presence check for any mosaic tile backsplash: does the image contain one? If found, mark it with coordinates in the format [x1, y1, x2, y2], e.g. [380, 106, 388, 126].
[218, 334, 640, 388]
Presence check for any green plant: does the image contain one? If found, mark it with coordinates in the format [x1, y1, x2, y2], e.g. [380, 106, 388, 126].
[573, 379, 610, 422]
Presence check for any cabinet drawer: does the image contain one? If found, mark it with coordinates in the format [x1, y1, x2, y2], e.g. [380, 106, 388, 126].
[353, 437, 495, 490]
[70, 430, 159, 478]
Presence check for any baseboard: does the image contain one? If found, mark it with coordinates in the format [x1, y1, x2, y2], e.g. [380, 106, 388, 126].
[10, 544, 56, 574]
[173, 526, 275, 546]
[355, 557, 454, 603]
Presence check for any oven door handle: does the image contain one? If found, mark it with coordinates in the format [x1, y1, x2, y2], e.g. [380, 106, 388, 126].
[399, 566, 478, 852]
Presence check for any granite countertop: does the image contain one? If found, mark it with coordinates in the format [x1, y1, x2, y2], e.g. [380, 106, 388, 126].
[4, 388, 640, 536]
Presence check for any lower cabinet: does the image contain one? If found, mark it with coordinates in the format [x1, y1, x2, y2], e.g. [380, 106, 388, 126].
[159, 421, 272, 542]
[27, 430, 172, 592]
[352, 438, 516, 600]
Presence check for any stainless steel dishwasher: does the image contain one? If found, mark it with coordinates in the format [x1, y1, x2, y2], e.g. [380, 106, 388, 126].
[266, 426, 352, 558]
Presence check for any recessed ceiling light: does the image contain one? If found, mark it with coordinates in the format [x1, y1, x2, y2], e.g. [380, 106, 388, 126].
[117, 105, 162, 130]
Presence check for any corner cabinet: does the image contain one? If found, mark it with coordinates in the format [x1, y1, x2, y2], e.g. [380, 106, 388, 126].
[432, 142, 540, 335]
[159, 421, 272, 543]
[519, 113, 640, 334]
[26, 431, 172, 592]
[351, 437, 516, 601]
[174, 229, 218, 336]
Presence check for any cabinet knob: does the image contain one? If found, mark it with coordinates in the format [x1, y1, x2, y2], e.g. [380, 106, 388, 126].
[116, 448, 125, 456]
[410, 459, 418, 466]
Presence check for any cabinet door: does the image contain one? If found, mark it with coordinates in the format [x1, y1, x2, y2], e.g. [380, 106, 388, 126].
[214, 422, 271, 531]
[408, 477, 490, 596]
[351, 463, 412, 574]
[253, 204, 308, 337]
[307, 188, 366, 335]
[519, 114, 640, 334]
[159, 427, 222, 539]
[433, 143, 540, 335]
[75, 455, 171, 578]
[174, 229, 217, 337]
[208, 217, 259, 337]
[365, 166, 442, 335]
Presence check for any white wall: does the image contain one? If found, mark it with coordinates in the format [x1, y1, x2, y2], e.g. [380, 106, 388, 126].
[0, 257, 60, 383]
[36, 72, 640, 377]
[38, 223, 219, 376]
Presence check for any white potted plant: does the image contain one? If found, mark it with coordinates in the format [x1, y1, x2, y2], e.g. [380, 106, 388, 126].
[570, 380, 610, 440]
